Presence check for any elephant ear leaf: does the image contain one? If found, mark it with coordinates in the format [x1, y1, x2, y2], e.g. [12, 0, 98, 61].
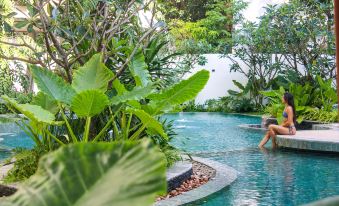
[148, 70, 209, 113]
[30, 65, 76, 105]
[128, 108, 168, 140]
[71, 90, 109, 118]
[1, 95, 55, 124]
[1, 141, 166, 206]
[31, 92, 59, 114]
[111, 84, 154, 105]
[129, 50, 151, 87]
[72, 53, 114, 93]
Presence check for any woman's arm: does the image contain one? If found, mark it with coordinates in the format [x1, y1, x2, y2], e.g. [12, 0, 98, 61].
[281, 119, 289, 127]
[286, 106, 294, 126]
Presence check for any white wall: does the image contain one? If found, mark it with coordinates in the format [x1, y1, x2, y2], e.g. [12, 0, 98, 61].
[189, 54, 248, 104]
[189, 0, 290, 104]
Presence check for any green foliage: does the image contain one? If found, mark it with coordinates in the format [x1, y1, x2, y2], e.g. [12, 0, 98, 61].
[2, 53, 209, 181]
[148, 70, 210, 113]
[261, 77, 337, 123]
[128, 108, 168, 140]
[183, 100, 206, 112]
[183, 95, 255, 113]
[303, 108, 338, 123]
[168, 0, 247, 53]
[263, 0, 335, 83]
[129, 51, 151, 87]
[31, 92, 59, 114]
[2, 95, 57, 124]
[226, 0, 336, 110]
[2, 141, 167, 206]
[30, 65, 76, 105]
[0, 92, 33, 114]
[3, 147, 47, 183]
[71, 90, 109, 118]
[72, 53, 113, 93]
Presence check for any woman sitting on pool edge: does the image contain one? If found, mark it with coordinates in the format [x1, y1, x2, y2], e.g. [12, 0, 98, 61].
[259, 92, 297, 148]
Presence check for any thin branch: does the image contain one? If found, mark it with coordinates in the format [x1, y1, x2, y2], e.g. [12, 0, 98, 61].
[0, 54, 46, 67]
[112, 26, 159, 81]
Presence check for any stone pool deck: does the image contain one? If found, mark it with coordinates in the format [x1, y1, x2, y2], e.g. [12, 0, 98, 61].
[276, 130, 339, 152]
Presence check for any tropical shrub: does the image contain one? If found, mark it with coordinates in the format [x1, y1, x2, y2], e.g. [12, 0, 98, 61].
[261, 85, 313, 124]
[303, 108, 338, 123]
[3, 147, 47, 183]
[182, 96, 255, 113]
[261, 78, 338, 123]
[225, 0, 335, 107]
[0, 0, 190, 85]
[182, 101, 206, 112]
[1, 140, 167, 206]
[166, 0, 247, 54]
[2, 53, 209, 180]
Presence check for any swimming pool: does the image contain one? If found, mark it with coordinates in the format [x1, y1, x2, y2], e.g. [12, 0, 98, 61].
[0, 123, 33, 160]
[165, 113, 339, 206]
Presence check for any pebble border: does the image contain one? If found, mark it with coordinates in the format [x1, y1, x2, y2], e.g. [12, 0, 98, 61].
[154, 156, 238, 206]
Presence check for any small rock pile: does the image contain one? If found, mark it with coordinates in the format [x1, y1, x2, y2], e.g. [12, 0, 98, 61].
[157, 161, 215, 201]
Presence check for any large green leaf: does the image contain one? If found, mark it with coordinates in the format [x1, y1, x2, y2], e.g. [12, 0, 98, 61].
[1, 141, 166, 206]
[112, 76, 127, 95]
[71, 90, 109, 118]
[111, 84, 154, 105]
[31, 92, 59, 114]
[128, 108, 168, 140]
[232, 80, 245, 90]
[129, 50, 151, 87]
[2, 95, 55, 124]
[72, 53, 114, 93]
[149, 70, 210, 113]
[31, 65, 76, 105]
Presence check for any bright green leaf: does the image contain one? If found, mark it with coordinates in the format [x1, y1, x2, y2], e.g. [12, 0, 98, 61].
[1, 141, 166, 206]
[128, 108, 168, 140]
[71, 90, 109, 118]
[72, 53, 114, 93]
[149, 70, 209, 113]
[129, 50, 151, 87]
[111, 84, 154, 105]
[30, 65, 76, 105]
[31, 92, 59, 114]
[14, 20, 29, 28]
[2, 95, 55, 124]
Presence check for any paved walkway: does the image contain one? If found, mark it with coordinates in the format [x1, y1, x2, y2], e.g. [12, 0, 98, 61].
[277, 130, 339, 152]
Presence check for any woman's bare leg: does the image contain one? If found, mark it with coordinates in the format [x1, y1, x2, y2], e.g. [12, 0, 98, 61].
[269, 125, 290, 148]
[258, 131, 271, 148]
[258, 125, 290, 148]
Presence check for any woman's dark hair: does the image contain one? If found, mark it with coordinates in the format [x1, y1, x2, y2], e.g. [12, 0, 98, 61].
[283, 92, 296, 125]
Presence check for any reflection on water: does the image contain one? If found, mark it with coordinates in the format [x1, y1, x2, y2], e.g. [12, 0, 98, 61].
[165, 113, 339, 206]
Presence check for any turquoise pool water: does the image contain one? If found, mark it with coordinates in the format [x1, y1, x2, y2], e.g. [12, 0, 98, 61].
[165, 113, 339, 206]
[0, 125, 34, 160]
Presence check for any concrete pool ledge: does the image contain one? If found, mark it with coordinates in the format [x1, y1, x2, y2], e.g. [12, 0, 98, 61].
[276, 130, 339, 152]
[155, 157, 238, 206]
[166, 161, 193, 192]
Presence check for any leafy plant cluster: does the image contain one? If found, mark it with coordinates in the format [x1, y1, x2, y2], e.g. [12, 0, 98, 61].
[183, 95, 255, 113]
[2, 141, 168, 206]
[225, 0, 336, 110]
[0, 1, 210, 203]
[2, 53, 209, 180]
[165, 0, 247, 54]
[261, 76, 338, 123]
